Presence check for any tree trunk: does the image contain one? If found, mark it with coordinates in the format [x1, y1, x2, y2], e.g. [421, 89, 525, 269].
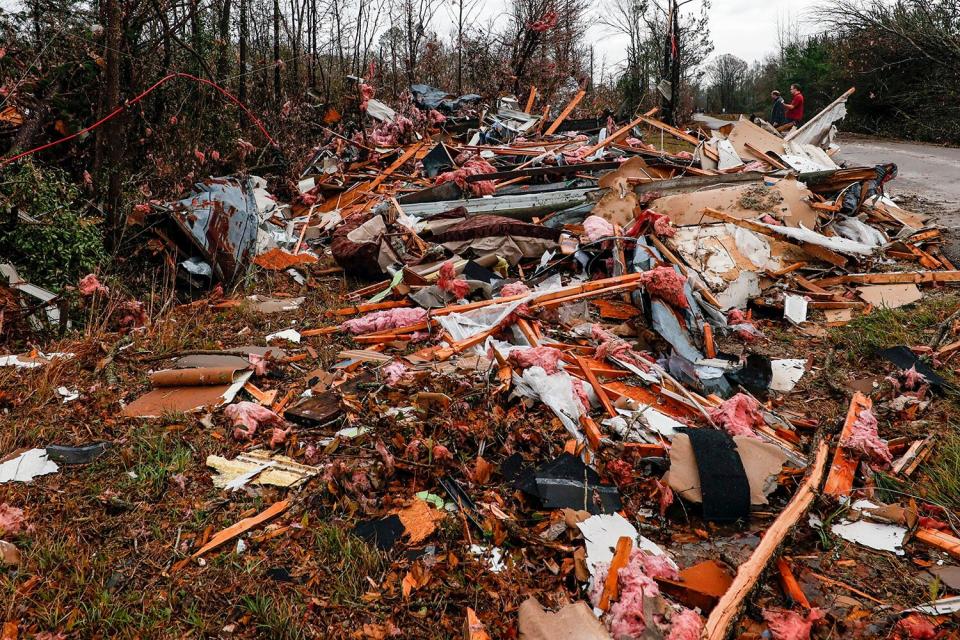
[217, 0, 232, 79]
[100, 0, 123, 245]
[239, 0, 248, 125]
[273, 0, 282, 103]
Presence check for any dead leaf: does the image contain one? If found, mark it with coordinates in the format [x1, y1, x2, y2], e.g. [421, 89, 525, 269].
[395, 499, 445, 544]
[401, 561, 431, 599]
[472, 456, 492, 485]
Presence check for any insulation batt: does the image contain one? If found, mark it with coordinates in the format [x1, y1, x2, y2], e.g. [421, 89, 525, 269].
[225, 402, 284, 440]
[841, 408, 892, 465]
[583, 215, 615, 242]
[437, 261, 470, 300]
[342, 307, 428, 335]
[507, 346, 563, 374]
[499, 281, 531, 297]
[603, 551, 680, 639]
[571, 377, 591, 413]
[358, 83, 375, 111]
[0, 503, 26, 535]
[78, 274, 109, 296]
[592, 325, 651, 371]
[269, 426, 291, 448]
[709, 393, 765, 438]
[382, 361, 410, 386]
[762, 608, 825, 640]
[435, 159, 497, 196]
[667, 609, 703, 640]
[640, 266, 689, 310]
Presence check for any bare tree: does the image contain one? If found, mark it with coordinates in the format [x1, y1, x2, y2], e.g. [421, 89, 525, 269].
[708, 52, 747, 112]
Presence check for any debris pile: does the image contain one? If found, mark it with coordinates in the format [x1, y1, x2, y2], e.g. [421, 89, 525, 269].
[3, 84, 960, 638]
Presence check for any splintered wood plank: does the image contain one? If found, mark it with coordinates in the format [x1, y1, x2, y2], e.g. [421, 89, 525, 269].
[703, 442, 829, 639]
[823, 392, 872, 498]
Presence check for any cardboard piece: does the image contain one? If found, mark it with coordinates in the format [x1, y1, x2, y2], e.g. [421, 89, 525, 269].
[122, 356, 253, 418]
[666, 433, 789, 506]
[518, 597, 612, 640]
[652, 178, 819, 229]
[856, 284, 922, 309]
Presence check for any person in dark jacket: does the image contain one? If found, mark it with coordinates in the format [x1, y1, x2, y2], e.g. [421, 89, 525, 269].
[770, 90, 787, 126]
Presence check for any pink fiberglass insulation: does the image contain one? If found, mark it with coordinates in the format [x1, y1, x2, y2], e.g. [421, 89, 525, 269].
[607, 551, 671, 639]
[269, 426, 291, 448]
[427, 109, 446, 125]
[435, 159, 497, 197]
[592, 325, 652, 371]
[638, 553, 679, 581]
[368, 115, 414, 147]
[655, 479, 674, 516]
[225, 401, 284, 440]
[640, 266, 689, 310]
[562, 144, 596, 164]
[499, 281, 531, 297]
[901, 366, 926, 391]
[382, 360, 410, 386]
[507, 346, 563, 374]
[571, 377, 591, 413]
[667, 609, 703, 640]
[78, 274, 109, 296]
[583, 215, 615, 242]
[342, 307, 428, 335]
[528, 9, 558, 31]
[842, 408, 892, 465]
[359, 84, 375, 111]
[762, 608, 825, 640]
[437, 261, 470, 300]
[0, 503, 26, 535]
[709, 393, 764, 438]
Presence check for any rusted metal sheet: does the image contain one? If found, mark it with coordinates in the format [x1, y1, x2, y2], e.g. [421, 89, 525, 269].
[166, 177, 259, 283]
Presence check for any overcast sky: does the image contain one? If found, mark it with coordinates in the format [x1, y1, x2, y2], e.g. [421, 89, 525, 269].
[439, 0, 817, 80]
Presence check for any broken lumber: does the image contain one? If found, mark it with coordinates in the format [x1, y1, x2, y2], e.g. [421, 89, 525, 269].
[598, 536, 633, 611]
[814, 271, 960, 287]
[544, 89, 585, 136]
[703, 441, 829, 640]
[190, 499, 290, 560]
[823, 392, 872, 498]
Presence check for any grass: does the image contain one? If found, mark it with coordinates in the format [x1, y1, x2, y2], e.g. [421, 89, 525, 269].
[313, 523, 386, 605]
[240, 592, 308, 640]
[830, 294, 960, 363]
[915, 426, 960, 511]
[122, 425, 193, 497]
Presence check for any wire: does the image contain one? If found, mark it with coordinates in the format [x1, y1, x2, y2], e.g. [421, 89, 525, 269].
[0, 71, 275, 168]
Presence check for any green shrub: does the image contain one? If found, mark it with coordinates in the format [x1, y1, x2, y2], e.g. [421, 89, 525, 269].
[0, 161, 106, 289]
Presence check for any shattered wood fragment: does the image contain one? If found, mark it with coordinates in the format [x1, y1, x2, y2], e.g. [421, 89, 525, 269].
[544, 89, 585, 136]
[575, 355, 617, 418]
[776, 557, 811, 608]
[703, 441, 829, 640]
[187, 499, 289, 562]
[915, 528, 960, 560]
[823, 392, 871, 498]
[598, 536, 633, 611]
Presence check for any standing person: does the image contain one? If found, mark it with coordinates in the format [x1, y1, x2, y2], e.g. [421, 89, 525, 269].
[783, 83, 805, 126]
[770, 90, 787, 126]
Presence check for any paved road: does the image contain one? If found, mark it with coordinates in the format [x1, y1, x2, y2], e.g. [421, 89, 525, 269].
[837, 135, 960, 212]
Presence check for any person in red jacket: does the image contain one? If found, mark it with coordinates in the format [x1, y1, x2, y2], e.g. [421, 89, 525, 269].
[784, 83, 805, 125]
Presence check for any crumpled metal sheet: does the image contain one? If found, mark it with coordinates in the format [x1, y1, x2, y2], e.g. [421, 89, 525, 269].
[410, 84, 482, 112]
[167, 177, 259, 282]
